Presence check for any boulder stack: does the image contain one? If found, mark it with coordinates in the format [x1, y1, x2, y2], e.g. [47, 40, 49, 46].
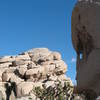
[0, 48, 73, 100]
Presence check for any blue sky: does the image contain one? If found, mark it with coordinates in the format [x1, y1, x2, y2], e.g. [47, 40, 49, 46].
[0, 0, 77, 84]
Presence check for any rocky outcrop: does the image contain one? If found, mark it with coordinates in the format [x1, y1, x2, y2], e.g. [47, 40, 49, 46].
[72, 0, 100, 98]
[0, 48, 73, 100]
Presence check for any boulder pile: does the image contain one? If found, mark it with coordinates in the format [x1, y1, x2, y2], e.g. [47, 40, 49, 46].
[0, 48, 73, 100]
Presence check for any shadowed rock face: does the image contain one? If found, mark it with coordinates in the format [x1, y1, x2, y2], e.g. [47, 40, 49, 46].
[72, 0, 100, 96]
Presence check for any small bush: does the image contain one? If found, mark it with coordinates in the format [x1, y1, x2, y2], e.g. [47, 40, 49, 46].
[32, 81, 73, 100]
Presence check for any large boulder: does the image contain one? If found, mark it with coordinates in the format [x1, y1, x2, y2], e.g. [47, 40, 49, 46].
[27, 48, 52, 63]
[72, 0, 100, 96]
[0, 56, 15, 63]
[16, 82, 33, 97]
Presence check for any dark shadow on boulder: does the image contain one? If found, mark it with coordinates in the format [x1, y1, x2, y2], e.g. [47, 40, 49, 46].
[5, 82, 16, 100]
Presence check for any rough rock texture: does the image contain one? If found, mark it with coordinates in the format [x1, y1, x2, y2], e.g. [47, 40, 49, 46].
[72, 0, 100, 97]
[0, 48, 73, 100]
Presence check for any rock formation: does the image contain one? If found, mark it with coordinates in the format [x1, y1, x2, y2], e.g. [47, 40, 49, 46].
[72, 0, 100, 98]
[0, 48, 73, 100]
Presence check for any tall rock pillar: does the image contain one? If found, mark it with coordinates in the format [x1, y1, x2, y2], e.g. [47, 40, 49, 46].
[72, 0, 100, 96]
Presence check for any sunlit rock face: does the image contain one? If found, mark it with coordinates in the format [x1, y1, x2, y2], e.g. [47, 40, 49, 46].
[72, 0, 100, 96]
[0, 48, 73, 100]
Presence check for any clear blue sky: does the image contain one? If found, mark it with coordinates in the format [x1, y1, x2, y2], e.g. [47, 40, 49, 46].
[0, 0, 77, 84]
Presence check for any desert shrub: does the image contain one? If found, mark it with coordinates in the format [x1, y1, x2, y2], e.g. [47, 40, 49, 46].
[32, 81, 73, 100]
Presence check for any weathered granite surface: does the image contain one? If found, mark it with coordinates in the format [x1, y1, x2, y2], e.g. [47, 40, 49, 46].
[72, 0, 100, 97]
[0, 48, 73, 100]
